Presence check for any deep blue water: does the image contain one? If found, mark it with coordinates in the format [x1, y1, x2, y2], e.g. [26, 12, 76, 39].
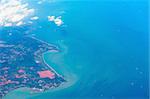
[4, 0, 149, 99]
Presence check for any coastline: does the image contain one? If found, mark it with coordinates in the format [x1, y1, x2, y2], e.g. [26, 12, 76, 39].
[4, 38, 77, 99]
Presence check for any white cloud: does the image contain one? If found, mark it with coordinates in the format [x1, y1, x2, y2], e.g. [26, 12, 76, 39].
[0, 0, 35, 27]
[30, 16, 39, 20]
[37, 0, 56, 4]
[48, 16, 55, 21]
[48, 16, 64, 26]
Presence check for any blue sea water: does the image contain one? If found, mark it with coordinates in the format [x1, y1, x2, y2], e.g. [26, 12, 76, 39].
[4, 0, 149, 99]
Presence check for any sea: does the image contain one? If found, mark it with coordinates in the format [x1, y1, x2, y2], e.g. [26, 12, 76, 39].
[3, 0, 149, 99]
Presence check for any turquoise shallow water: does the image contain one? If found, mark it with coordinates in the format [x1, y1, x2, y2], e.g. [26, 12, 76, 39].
[4, 0, 149, 99]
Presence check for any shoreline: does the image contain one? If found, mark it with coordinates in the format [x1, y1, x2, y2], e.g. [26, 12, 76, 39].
[4, 37, 77, 99]
[4, 72, 77, 99]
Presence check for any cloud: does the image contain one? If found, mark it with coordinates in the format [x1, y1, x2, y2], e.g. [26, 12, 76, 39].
[30, 16, 39, 20]
[0, 0, 35, 27]
[48, 16, 64, 26]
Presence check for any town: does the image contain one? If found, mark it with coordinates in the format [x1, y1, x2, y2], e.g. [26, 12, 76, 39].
[0, 27, 65, 98]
